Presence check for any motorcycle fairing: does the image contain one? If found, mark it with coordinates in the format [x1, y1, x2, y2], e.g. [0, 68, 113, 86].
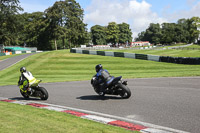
[112, 76, 122, 85]
[19, 80, 28, 93]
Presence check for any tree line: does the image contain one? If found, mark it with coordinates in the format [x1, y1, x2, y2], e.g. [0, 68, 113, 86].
[0, 0, 133, 50]
[0, 0, 200, 50]
[135, 17, 200, 45]
[0, 0, 89, 50]
[91, 22, 132, 46]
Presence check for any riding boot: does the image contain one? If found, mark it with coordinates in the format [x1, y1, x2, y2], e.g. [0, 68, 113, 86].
[99, 83, 106, 96]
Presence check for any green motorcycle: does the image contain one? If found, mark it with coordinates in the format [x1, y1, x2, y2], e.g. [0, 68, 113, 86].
[19, 80, 49, 100]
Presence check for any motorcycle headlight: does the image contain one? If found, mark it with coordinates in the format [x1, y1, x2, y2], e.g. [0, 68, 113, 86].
[91, 77, 96, 84]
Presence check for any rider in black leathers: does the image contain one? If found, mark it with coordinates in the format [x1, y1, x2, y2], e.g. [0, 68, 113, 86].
[95, 64, 114, 95]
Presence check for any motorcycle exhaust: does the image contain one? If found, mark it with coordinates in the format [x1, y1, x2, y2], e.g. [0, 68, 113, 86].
[122, 81, 128, 85]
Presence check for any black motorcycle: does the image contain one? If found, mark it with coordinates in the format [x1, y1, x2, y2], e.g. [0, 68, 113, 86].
[19, 80, 49, 100]
[91, 75, 131, 99]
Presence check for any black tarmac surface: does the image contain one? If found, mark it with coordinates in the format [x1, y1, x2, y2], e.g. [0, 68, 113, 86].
[0, 53, 35, 70]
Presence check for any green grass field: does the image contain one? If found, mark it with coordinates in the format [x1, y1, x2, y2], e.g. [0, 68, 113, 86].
[0, 101, 136, 133]
[187, 44, 200, 49]
[101, 45, 200, 57]
[0, 49, 200, 133]
[126, 48, 199, 57]
[0, 49, 200, 86]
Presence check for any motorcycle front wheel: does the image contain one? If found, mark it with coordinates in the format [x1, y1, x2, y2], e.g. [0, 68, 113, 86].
[38, 87, 49, 100]
[118, 84, 131, 99]
[20, 90, 29, 99]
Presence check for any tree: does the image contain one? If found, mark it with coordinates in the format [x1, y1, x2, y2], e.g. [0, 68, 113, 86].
[66, 0, 88, 48]
[135, 31, 145, 41]
[134, 17, 200, 45]
[45, 1, 68, 50]
[188, 17, 200, 43]
[91, 25, 106, 45]
[0, 0, 23, 45]
[20, 12, 51, 50]
[118, 23, 132, 44]
[177, 18, 190, 43]
[45, 0, 88, 49]
[106, 22, 120, 45]
[148, 23, 162, 44]
[161, 23, 177, 44]
[136, 23, 162, 44]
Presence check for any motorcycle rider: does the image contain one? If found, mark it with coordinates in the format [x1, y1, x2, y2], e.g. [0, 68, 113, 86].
[95, 64, 114, 96]
[18, 67, 36, 94]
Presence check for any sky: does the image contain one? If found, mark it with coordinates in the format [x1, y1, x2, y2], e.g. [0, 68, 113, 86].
[19, 0, 200, 39]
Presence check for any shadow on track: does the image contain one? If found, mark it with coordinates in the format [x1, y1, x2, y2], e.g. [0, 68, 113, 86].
[77, 95, 122, 100]
[9, 97, 42, 101]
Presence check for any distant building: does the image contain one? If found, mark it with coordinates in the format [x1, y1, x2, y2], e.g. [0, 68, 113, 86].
[130, 41, 151, 47]
[1, 46, 37, 54]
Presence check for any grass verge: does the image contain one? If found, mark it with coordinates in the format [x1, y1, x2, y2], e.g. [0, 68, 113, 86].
[0, 50, 200, 86]
[0, 101, 136, 133]
[0, 49, 199, 133]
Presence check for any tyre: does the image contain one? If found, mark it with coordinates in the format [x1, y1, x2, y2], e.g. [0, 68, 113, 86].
[38, 87, 49, 100]
[20, 90, 29, 99]
[118, 84, 131, 99]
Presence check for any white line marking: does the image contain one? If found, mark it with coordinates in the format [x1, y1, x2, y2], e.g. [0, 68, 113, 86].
[141, 128, 173, 133]
[41, 106, 67, 112]
[81, 115, 116, 124]
[12, 101, 28, 105]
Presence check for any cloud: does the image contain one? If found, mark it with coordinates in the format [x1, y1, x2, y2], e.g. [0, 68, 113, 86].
[84, 0, 167, 39]
[164, 1, 200, 22]
[187, 1, 200, 17]
[186, 0, 197, 6]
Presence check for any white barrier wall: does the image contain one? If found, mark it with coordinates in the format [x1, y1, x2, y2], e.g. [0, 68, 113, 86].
[15, 51, 22, 54]
[89, 50, 97, 55]
[147, 55, 160, 62]
[105, 51, 114, 57]
[124, 53, 136, 59]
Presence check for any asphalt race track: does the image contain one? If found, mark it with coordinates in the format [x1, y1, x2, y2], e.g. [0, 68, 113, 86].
[0, 53, 36, 70]
[0, 77, 200, 133]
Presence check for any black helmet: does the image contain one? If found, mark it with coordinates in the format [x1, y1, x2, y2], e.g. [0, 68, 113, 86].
[95, 64, 103, 72]
[20, 67, 26, 73]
